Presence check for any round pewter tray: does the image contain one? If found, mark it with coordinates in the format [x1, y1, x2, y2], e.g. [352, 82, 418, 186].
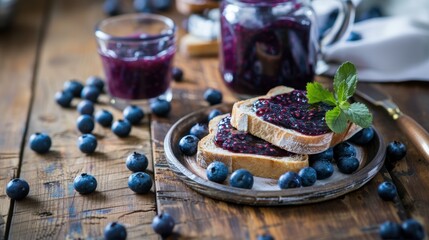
[164, 104, 385, 206]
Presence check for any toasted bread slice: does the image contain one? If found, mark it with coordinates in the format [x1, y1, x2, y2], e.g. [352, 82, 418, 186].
[197, 115, 308, 179]
[230, 86, 362, 155]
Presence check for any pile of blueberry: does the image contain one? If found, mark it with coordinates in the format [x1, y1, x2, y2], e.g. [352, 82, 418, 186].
[379, 219, 425, 240]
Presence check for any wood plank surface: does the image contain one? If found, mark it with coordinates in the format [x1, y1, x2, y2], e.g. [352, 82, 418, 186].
[0, 0, 48, 238]
[7, 0, 157, 239]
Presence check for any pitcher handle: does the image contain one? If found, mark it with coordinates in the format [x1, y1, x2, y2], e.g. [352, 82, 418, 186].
[320, 0, 356, 49]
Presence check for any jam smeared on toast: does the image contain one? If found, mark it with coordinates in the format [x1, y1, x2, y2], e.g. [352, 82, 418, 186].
[253, 90, 333, 135]
[214, 115, 294, 157]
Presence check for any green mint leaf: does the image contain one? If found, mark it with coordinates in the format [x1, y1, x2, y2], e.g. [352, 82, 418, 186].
[336, 80, 348, 103]
[306, 82, 336, 106]
[325, 106, 348, 133]
[346, 74, 358, 99]
[334, 61, 357, 98]
[344, 102, 373, 128]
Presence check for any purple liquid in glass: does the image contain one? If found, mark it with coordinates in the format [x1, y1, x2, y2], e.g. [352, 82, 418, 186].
[220, 3, 317, 96]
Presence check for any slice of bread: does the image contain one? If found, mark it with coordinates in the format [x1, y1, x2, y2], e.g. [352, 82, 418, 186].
[230, 86, 362, 155]
[180, 34, 218, 57]
[197, 114, 309, 179]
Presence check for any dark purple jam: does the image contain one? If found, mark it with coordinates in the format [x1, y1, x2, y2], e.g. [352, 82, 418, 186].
[214, 115, 293, 157]
[220, 3, 317, 96]
[253, 90, 333, 135]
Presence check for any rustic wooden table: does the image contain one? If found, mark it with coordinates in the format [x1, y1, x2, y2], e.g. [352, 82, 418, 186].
[0, 0, 428, 239]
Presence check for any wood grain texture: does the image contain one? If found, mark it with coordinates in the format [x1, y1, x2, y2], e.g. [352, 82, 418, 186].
[0, 0, 48, 238]
[7, 0, 157, 239]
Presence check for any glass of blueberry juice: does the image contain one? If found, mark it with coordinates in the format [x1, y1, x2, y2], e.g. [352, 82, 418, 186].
[220, 0, 355, 99]
[95, 13, 176, 108]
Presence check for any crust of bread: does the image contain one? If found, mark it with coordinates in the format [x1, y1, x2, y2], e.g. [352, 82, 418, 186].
[230, 86, 362, 155]
[197, 115, 309, 179]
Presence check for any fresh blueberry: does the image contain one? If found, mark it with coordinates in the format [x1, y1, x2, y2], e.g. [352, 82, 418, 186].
[386, 141, 407, 162]
[104, 222, 127, 240]
[230, 169, 253, 189]
[311, 160, 334, 180]
[152, 0, 171, 11]
[333, 142, 356, 160]
[126, 152, 149, 172]
[377, 181, 397, 201]
[128, 172, 153, 194]
[77, 100, 94, 115]
[347, 31, 362, 41]
[204, 88, 223, 105]
[76, 115, 95, 134]
[123, 105, 145, 125]
[309, 147, 334, 161]
[6, 178, 30, 200]
[178, 135, 199, 156]
[379, 221, 402, 240]
[152, 212, 175, 238]
[73, 173, 97, 194]
[206, 161, 228, 183]
[63, 80, 84, 97]
[78, 134, 97, 154]
[189, 123, 209, 139]
[401, 219, 425, 240]
[103, 0, 121, 16]
[95, 109, 113, 127]
[133, 0, 152, 13]
[208, 109, 222, 122]
[29, 132, 52, 154]
[81, 85, 100, 102]
[150, 99, 171, 117]
[257, 233, 275, 240]
[337, 156, 360, 174]
[86, 76, 104, 92]
[350, 127, 374, 145]
[171, 67, 183, 82]
[55, 90, 73, 108]
[298, 167, 317, 187]
[278, 171, 301, 189]
[111, 119, 132, 137]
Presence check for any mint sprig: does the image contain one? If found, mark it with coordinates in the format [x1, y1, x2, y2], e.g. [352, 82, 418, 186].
[306, 62, 373, 133]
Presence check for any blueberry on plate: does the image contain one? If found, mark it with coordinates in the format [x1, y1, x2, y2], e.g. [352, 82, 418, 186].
[171, 67, 183, 82]
[204, 88, 223, 105]
[123, 105, 144, 125]
[77, 100, 94, 115]
[103, 0, 121, 16]
[126, 152, 149, 172]
[29, 132, 52, 154]
[133, 0, 151, 13]
[152, 212, 175, 238]
[311, 159, 334, 180]
[86, 76, 104, 92]
[206, 161, 228, 183]
[73, 173, 97, 194]
[6, 178, 30, 200]
[386, 141, 407, 162]
[298, 167, 317, 187]
[78, 134, 97, 154]
[309, 147, 333, 162]
[230, 169, 253, 189]
[337, 156, 360, 174]
[112, 119, 132, 137]
[128, 172, 153, 194]
[55, 90, 74, 108]
[63, 79, 84, 97]
[95, 109, 113, 127]
[377, 181, 397, 201]
[76, 114, 95, 134]
[257, 233, 275, 240]
[189, 123, 209, 139]
[401, 219, 425, 240]
[379, 221, 402, 240]
[333, 142, 356, 160]
[178, 135, 199, 156]
[80, 85, 100, 102]
[278, 171, 301, 189]
[150, 99, 171, 117]
[104, 222, 127, 240]
[349, 127, 374, 145]
[208, 109, 222, 122]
